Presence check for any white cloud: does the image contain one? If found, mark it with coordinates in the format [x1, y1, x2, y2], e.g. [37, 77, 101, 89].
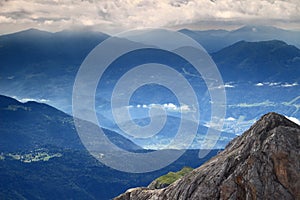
[254, 82, 298, 88]
[134, 102, 193, 113]
[269, 82, 281, 86]
[226, 117, 236, 121]
[262, 82, 281, 87]
[213, 82, 235, 89]
[224, 83, 235, 88]
[0, 0, 299, 34]
[0, 15, 16, 23]
[230, 100, 276, 108]
[221, 115, 257, 135]
[255, 83, 264, 86]
[163, 103, 193, 112]
[281, 82, 298, 87]
[14, 97, 49, 103]
[163, 103, 177, 110]
[285, 116, 300, 125]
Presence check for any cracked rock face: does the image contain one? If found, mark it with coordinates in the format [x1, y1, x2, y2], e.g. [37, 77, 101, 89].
[114, 113, 300, 200]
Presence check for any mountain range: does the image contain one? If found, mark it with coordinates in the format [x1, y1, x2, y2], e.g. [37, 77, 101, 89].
[112, 115, 236, 149]
[180, 25, 300, 52]
[0, 28, 109, 113]
[0, 94, 141, 152]
[0, 95, 218, 199]
[212, 40, 300, 82]
[1, 25, 299, 199]
[0, 26, 299, 148]
[115, 112, 300, 200]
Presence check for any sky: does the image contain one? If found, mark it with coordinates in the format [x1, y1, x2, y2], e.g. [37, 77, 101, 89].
[0, 0, 299, 35]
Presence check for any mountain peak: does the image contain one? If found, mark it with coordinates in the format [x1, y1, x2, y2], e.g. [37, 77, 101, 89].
[211, 40, 300, 82]
[115, 113, 300, 199]
[248, 112, 300, 136]
[15, 28, 52, 36]
[224, 112, 299, 153]
[0, 95, 20, 107]
[256, 112, 299, 129]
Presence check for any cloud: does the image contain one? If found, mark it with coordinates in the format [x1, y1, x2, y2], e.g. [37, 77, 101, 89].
[269, 82, 281, 86]
[285, 116, 300, 125]
[0, 0, 299, 34]
[254, 82, 281, 87]
[226, 117, 236, 121]
[281, 82, 298, 87]
[221, 115, 258, 135]
[254, 82, 298, 87]
[230, 100, 276, 108]
[224, 83, 235, 88]
[255, 83, 264, 86]
[135, 103, 193, 113]
[162, 103, 192, 112]
[13, 96, 49, 103]
[212, 82, 235, 89]
[0, 15, 16, 23]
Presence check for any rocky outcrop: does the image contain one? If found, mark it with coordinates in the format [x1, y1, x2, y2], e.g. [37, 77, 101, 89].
[115, 112, 300, 200]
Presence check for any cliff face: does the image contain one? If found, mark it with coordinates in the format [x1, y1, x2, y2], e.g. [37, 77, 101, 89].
[115, 112, 300, 200]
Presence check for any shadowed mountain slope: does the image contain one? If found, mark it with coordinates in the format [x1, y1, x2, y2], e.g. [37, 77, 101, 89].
[0, 94, 141, 152]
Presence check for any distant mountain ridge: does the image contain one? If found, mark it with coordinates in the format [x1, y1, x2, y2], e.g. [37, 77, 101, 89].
[0, 28, 109, 70]
[0, 27, 299, 113]
[115, 115, 236, 149]
[180, 25, 300, 52]
[0, 27, 299, 147]
[0, 28, 109, 112]
[212, 40, 300, 82]
[0, 95, 219, 199]
[0, 95, 141, 152]
[115, 112, 300, 199]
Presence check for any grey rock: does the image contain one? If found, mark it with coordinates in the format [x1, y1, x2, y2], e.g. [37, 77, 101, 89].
[148, 180, 170, 190]
[114, 112, 300, 200]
